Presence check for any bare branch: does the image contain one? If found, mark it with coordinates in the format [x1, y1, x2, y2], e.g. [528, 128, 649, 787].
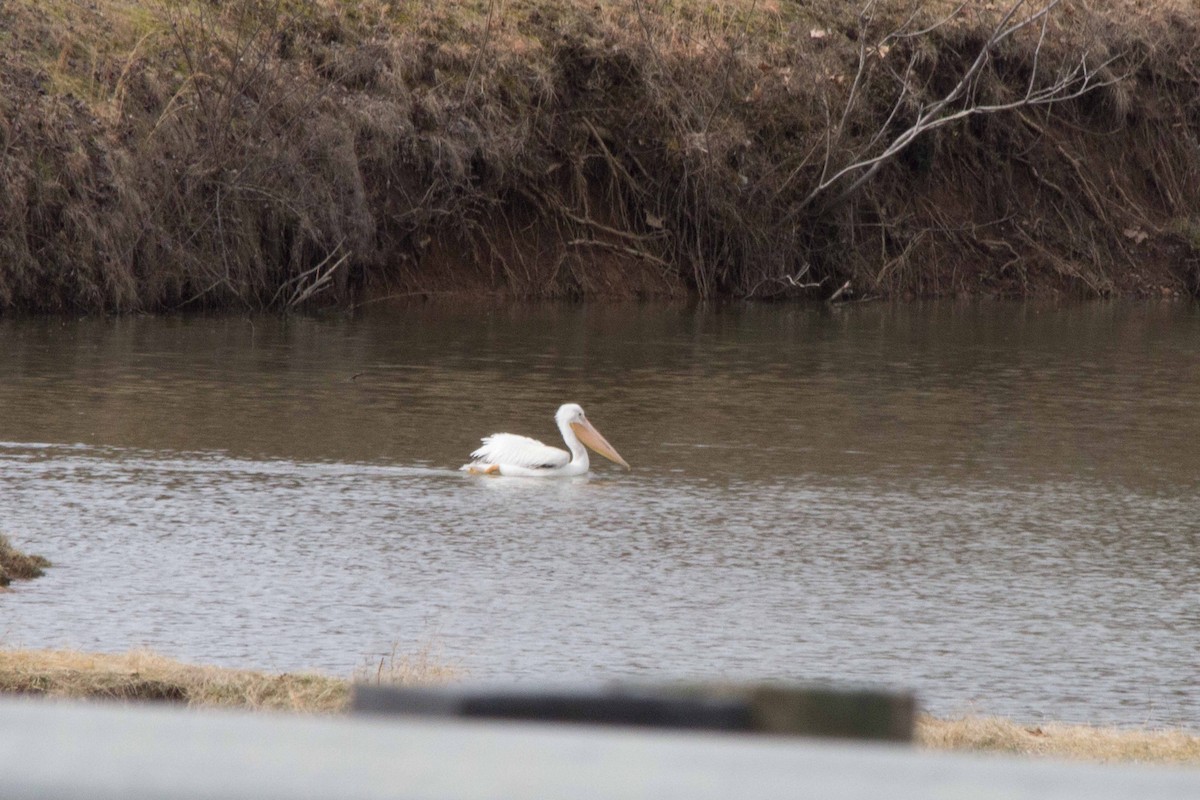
[269, 240, 350, 309]
[797, 0, 1118, 213]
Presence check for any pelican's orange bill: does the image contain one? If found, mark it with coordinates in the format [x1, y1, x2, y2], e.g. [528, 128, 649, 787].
[571, 420, 630, 469]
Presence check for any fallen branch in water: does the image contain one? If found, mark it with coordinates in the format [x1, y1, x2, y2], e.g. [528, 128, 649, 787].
[270, 241, 351, 309]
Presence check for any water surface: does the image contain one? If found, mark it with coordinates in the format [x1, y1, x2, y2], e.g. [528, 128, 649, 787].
[1, 301, 1197, 727]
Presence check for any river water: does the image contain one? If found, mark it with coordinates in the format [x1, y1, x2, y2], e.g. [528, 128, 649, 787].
[1, 301, 1197, 728]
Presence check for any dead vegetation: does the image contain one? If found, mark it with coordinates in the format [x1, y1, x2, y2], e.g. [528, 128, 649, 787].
[0, 649, 1195, 765]
[0, 535, 50, 587]
[353, 641, 462, 688]
[919, 715, 1200, 766]
[0, 649, 349, 710]
[1, 0, 1198, 310]
[0, 647, 459, 711]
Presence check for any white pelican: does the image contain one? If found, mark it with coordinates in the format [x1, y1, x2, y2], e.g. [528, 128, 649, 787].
[461, 403, 630, 477]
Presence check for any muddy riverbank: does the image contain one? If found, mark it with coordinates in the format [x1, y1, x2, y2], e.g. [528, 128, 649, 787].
[2, 0, 1198, 311]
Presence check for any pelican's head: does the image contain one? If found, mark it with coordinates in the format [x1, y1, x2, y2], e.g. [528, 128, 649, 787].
[555, 403, 586, 426]
[557, 403, 630, 470]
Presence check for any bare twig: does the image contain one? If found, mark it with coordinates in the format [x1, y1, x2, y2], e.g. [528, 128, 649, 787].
[269, 240, 350, 308]
[827, 280, 853, 303]
[567, 239, 672, 269]
[798, 0, 1125, 214]
[746, 263, 823, 298]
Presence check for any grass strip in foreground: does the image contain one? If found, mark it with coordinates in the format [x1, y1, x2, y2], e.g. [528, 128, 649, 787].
[1, 649, 1196, 765]
[919, 715, 1200, 766]
[0, 647, 458, 712]
[0, 649, 350, 711]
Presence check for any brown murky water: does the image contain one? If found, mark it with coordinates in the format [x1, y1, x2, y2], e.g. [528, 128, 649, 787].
[1, 301, 1197, 727]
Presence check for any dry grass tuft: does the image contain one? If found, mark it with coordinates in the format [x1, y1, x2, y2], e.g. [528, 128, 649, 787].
[354, 642, 464, 687]
[0, 535, 51, 587]
[918, 715, 1200, 766]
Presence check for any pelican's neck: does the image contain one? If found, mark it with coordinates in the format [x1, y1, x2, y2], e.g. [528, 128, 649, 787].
[558, 416, 590, 468]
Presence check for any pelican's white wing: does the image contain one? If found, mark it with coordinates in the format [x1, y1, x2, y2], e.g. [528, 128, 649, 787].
[467, 433, 571, 469]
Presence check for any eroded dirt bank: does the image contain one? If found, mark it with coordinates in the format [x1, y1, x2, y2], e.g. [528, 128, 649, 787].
[2, 0, 1198, 311]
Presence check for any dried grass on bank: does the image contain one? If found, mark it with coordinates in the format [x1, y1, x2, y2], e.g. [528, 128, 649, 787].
[918, 715, 1200, 766]
[353, 642, 461, 688]
[0, 649, 350, 711]
[0, 648, 457, 712]
[2, 649, 1197, 764]
[2, 0, 1198, 309]
[0, 535, 50, 587]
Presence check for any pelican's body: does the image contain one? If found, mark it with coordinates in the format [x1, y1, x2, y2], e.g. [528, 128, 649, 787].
[461, 404, 630, 477]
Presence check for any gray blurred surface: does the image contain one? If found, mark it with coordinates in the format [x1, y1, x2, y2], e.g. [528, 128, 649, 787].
[1, 696, 1197, 800]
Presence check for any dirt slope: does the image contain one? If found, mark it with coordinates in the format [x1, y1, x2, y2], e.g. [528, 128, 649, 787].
[2, 0, 1198, 311]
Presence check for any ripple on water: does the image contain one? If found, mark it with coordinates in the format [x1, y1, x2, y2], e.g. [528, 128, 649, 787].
[1, 303, 1198, 729]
